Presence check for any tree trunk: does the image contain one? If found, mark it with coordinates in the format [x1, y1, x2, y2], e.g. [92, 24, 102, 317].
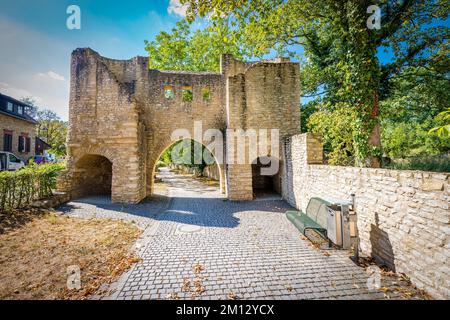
[368, 92, 381, 168]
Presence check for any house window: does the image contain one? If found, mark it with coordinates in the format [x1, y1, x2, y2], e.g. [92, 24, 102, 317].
[17, 105, 23, 115]
[18, 136, 25, 152]
[182, 86, 193, 102]
[202, 87, 211, 101]
[164, 85, 174, 99]
[7, 102, 13, 112]
[3, 133, 12, 152]
[25, 137, 31, 153]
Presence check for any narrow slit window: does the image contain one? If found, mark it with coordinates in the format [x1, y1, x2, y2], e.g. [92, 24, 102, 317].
[202, 87, 210, 101]
[182, 86, 193, 102]
[164, 85, 174, 99]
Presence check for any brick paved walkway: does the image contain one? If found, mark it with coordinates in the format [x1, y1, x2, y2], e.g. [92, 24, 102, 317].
[105, 168, 392, 300]
[61, 168, 410, 300]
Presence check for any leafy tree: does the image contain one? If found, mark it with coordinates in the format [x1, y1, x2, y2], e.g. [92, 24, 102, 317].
[19, 98, 68, 156]
[181, 0, 449, 167]
[160, 139, 215, 172]
[381, 65, 450, 157]
[36, 110, 68, 156]
[145, 20, 244, 72]
[429, 108, 450, 137]
[20, 97, 39, 119]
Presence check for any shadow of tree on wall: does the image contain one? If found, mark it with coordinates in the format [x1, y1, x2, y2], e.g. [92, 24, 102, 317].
[370, 213, 396, 272]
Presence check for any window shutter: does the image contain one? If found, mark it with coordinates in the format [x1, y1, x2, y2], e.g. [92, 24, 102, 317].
[3, 134, 12, 152]
[18, 136, 24, 152]
[3, 135, 8, 151]
[25, 137, 31, 152]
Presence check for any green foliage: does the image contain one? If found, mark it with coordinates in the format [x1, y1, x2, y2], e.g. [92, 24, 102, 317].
[19, 98, 68, 156]
[159, 139, 215, 172]
[384, 155, 450, 172]
[0, 163, 65, 213]
[382, 118, 450, 159]
[202, 88, 210, 101]
[36, 109, 68, 156]
[182, 88, 193, 102]
[380, 63, 450, 161]
[182, 0, 449, 168]
[429, 108, 450, 137]
[307, 103, 357, 166]
[145, 20, 244, 72]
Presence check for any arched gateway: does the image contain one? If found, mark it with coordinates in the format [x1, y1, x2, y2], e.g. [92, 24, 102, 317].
[58, 48, 300, 203]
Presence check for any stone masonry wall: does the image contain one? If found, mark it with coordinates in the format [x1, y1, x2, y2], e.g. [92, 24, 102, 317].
[283, 133, 450, 299]
[61, 49, 145, 203]
[63, 48, 301, 203]
[225, 57, 300, 200]
[0, 113, 36, 162]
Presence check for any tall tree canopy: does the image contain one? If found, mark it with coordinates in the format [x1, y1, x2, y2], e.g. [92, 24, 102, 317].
[36, 110, 68, 156]
[179, 0, 449, 167]
[145, 20, 244, 72]
[20, 97, 68, 156]
[146, 1, 449, 168]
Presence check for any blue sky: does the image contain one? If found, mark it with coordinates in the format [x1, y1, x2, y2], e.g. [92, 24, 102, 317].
[0, 0, 190, 119]
[1, 2, 447, 120]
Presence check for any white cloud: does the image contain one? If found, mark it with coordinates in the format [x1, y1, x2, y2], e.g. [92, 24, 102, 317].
[167, 0, 188, 17]
[0, 16, 70, 120]
[0, 82, 42, 104]
[37, 71, 66, 82]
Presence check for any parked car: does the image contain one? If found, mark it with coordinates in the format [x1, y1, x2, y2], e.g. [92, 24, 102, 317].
[0, 151, 26, 171]
[27, 155, 52, 165]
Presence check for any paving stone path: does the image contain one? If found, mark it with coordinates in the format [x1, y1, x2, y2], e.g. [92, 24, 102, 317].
[60, 168, 405, 300]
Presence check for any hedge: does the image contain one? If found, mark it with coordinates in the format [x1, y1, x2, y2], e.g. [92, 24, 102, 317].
[0, 163, 65, 213]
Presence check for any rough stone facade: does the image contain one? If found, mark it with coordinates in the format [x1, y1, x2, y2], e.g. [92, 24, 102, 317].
[0, 113, 36, 162]
[59, 48, 300, 202]
[283, 133, 450, 299]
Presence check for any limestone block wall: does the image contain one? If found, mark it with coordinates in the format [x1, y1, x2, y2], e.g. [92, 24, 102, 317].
[138, 66, 226, 195]
[0, 113, 36, 161]
[63, 48, 301, 203]
[64, 48, 146, 203]
[225, 58, 300, 200]
[283, 133, 450, 299]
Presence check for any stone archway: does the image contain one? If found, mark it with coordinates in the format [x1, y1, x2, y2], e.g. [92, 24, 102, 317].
[251, 156, 282, 198]
[149, 138, 226, 195]
[71, 154, 113, 198]
[63, 49, 300, 203]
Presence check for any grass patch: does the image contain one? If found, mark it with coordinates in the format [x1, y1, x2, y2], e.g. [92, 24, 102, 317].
[383, 155, 450, 172]
[0, 210, 142, 300]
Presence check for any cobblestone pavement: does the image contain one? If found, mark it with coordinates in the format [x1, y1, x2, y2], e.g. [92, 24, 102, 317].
[58, 191, 169, 229]
[92, 168, 397, 300]
[60, 168, 408, 300]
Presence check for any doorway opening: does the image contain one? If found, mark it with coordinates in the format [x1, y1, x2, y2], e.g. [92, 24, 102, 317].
[252, 156, 281, 199]
[73, 154, 112, 198]
[152, 139, 222, 197]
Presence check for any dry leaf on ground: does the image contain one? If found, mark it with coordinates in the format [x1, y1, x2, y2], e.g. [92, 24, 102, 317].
[0, 211, 141, 300]
[193, 263, 204, 274]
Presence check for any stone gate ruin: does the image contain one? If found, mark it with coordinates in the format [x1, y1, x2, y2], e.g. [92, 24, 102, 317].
[55, 48, 450, 299]
[58, 48, 300, 203]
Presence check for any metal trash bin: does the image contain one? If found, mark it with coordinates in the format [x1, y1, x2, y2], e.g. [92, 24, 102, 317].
[323, 198, 356, 250]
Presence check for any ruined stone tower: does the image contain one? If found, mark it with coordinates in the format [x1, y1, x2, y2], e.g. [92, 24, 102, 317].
[58, 48, 300, 203]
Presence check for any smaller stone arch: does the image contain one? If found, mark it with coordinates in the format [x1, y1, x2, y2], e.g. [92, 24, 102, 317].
[70, 153, 113, 199]
[251, 155, 282, 198]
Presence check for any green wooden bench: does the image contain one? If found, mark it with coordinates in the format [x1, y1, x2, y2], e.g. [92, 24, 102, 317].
[286, 197, 331, 238]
